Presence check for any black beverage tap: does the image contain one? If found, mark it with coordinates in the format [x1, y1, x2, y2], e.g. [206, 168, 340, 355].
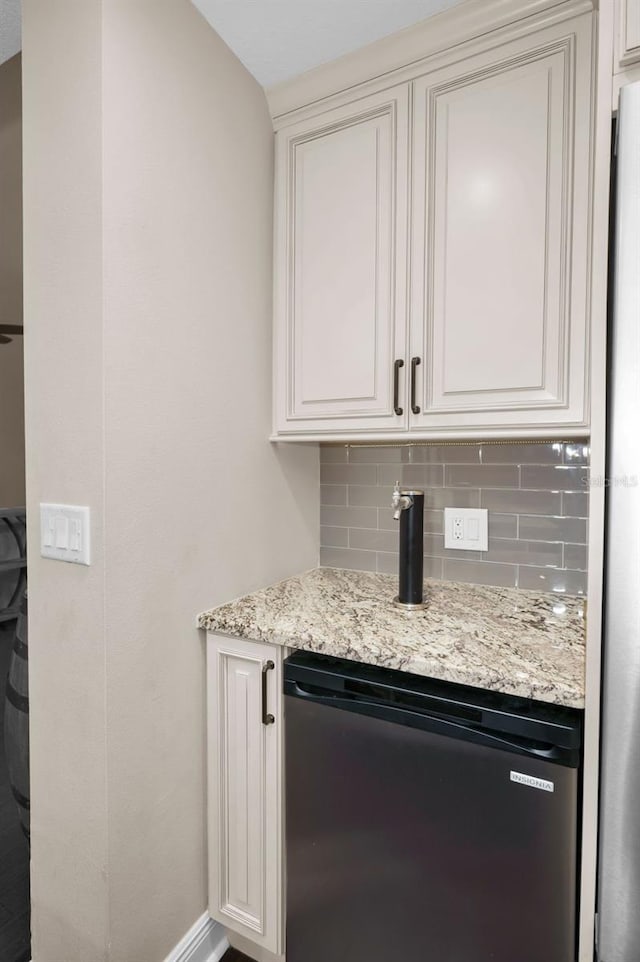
[392, 483, 426, 610]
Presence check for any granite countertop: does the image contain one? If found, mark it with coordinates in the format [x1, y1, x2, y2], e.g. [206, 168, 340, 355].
[197, 568, 586, 708]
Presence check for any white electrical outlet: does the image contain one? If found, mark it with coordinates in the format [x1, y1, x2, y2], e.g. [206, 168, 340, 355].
[40, 504, 91, 565]
[444, 508, 488, 551]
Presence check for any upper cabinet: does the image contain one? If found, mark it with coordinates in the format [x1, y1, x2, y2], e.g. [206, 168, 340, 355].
[616, 0, 640, 71]
[273, 88, 410, 434]
[409, 17, 593, 434]
[614, 0, 640, 103]
[272, 6, 595, 440]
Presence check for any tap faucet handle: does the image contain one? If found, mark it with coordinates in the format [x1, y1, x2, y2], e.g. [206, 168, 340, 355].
[392, 482, 412, 520]
[392, 482, 401, 515]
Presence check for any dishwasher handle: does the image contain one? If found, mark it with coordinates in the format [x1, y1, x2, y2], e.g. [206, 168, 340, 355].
[285, 680, 579, 767]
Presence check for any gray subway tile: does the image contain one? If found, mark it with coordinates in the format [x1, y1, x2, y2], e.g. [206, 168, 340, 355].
[488, 513, 518, 539]
[376, 551, 399, 576]
[320, 463, 377, 485]
[375, 551, 394, 576]
[320, 546, 377, 572]
[443, 558, 518, 588]
[564, 544, 588, 571]
[485, 539, 563, 567]
[321, 484, 347, 506]
[562, 491, 589, 518]
[482, 488, 562, 515]
[321, 505, 378, 529]
[481, 442, 564, 464]
[349, 445, 411, 463]
[427, 488, 482, 509]
[424, 508, 444, 534]
[320, 526, 349, 548]
[423, 557, 444, 579]
[424, 533, 482, 561]
[519, 515, 587, 544]
[563, 442, 590, 465]
[378, 463, 445, 487]
[521, 465, 589, 492]
[320, 444, 348, 463]
[518, 565, 587, 595]
[412, 444, 482, 464]
[445, 463, 519, 488]
[422, 556, 445, 579]
[375, 464, 409, 488]
[350, 528, 397, 552]
[348, 485, 396, 508]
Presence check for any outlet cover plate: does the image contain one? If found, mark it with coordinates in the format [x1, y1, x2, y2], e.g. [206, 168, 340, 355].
[444, 507, 488, 551]
[40, 504, 91, 565]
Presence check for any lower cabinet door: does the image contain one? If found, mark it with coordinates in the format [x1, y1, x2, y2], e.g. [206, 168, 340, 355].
[207, 633, 284, 955]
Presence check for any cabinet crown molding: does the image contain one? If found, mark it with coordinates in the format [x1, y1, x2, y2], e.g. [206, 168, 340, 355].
[267, 0, 594, 122]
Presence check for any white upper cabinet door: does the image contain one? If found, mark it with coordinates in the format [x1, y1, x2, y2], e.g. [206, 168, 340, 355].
[273, 87, 410, 435]
[410, 14, 593, 432]
[617, 0, 640, 69]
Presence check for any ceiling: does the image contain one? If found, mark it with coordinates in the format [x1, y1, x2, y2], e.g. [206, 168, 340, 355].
[191, 0, 465, 89]
[0, 0, 465, 85]
[0, 0, 20, 67]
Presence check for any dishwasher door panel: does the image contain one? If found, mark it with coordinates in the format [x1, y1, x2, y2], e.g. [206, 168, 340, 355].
[285, 695, 578, 962]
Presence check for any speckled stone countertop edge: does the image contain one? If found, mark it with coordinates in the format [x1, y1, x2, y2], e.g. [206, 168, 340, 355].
[197, 567, 585, 709]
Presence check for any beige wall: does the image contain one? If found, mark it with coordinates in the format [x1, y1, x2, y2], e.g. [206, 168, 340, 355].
[0, 53, 25, 506]
[101, 1, 318, 958]
[22, 1, 319, 959]
[22, 1, 109, 958]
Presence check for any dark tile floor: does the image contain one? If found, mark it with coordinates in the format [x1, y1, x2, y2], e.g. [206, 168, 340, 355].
[222, 950, 254, 961]
[0, 623, 30, 962]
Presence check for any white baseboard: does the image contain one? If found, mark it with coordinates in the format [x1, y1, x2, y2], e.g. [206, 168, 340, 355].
[164, 912, 229, 962]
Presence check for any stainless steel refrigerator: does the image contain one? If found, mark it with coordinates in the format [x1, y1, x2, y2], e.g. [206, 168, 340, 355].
[597, 79, 640, 962]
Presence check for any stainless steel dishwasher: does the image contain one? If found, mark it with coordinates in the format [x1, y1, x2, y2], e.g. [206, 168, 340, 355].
[284, 652, 582, 962]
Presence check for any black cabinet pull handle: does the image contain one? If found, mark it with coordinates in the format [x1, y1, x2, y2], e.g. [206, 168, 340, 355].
[262, 660, 275, 726]
[393, 359, 404, 416]
[411, 357, 421, 414]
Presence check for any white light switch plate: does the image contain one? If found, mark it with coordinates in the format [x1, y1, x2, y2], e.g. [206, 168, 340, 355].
[40, 504, 91, 565]
[444, 507, 488, 551]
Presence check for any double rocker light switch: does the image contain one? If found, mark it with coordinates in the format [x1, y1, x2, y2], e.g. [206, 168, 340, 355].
[40, 504, 91, 565]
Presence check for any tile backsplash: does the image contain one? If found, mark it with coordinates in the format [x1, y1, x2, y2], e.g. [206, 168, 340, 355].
[320, 441, 590, 595]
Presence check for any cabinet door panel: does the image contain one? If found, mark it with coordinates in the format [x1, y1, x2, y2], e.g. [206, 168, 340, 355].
[618, 0, 640, 68]
[432, 57, 561, 403]
[410, 16, 592, 431]
[207, 635, 283, 955]
[295, 123, 379, 402]
[274, 88, 409, 434]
